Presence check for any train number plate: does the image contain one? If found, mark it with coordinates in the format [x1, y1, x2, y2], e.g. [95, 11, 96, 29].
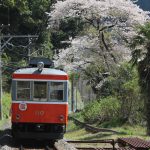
[35, 111, 45, 116]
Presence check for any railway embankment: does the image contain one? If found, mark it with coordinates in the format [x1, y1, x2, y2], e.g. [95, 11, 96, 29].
[70, 117, 119, 134]
[65, 116, 149, 141]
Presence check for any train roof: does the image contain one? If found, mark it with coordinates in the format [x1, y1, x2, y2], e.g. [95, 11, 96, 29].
[13, 68, 68, 76]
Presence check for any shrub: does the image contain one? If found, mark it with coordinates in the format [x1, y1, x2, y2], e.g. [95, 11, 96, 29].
[82, 96, 120, 124]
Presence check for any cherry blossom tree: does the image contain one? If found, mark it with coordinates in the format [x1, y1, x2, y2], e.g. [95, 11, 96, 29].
[48, 0, 149, 72]
[48, 0, 150, 96]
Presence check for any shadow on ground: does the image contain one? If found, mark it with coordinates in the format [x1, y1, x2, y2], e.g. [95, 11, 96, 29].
[0, 128, 54, 149]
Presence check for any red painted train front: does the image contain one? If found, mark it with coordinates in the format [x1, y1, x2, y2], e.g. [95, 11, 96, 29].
[11, 60, 68, 140]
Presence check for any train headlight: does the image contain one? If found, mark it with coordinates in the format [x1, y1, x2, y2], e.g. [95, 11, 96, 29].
[16, 114, 20, 120]
[37, 62, 44, 72]
[59, 115, 64, 121]
[19, 102, 27, 111]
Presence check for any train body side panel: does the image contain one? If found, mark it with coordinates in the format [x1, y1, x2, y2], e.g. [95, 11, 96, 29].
[11, 103, 68, 124]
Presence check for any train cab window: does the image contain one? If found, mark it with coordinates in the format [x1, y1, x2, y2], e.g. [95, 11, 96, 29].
[50, 82, 64, 101]
[33, 81, 47, 101]
[16, 81, 31, 100]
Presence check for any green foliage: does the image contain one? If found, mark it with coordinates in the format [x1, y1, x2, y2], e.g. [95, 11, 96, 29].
[71, 111, 84, 122]
[129, 22, 150, 134]
[3, 0, 15, 7]
[51, 18, 84, 50]
[100, 118, 126, 128]
[2, 93, 11, 119]
[66, 120, 81, 132]
[108, 64, 144, 124]
[15, 0, 30, 15]
[130, 23, 150, 66]
[0, 0, 53, 91]
[37, 30, 53, 58]
[82, 96, 120, 124]
[83, 63, 108, 95]
[82, 100, 101, 123]
[79, 63, 144, 127]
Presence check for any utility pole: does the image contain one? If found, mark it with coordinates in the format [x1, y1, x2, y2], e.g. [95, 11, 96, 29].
[0, 34, 38, 120]
[0, 34, 2, 120]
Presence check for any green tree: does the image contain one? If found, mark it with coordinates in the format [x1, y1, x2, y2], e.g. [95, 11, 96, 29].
[0, 0, 53, 91]
[82, 63, 143, 126]
[130, 22, 150, 134]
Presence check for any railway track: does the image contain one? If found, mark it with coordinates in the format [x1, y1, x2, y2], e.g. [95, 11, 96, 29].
[12, 140, 55, 150]
[1, 137, 150, 150]
[16, 145, 53, 150]
[70, 117, 119, 134]
[0, 128, 76, 150]
[0, 139, 77, 150]
[1, 128, 150, 150]
[8, 144, 54, 150]
[67, 138, 150, 150]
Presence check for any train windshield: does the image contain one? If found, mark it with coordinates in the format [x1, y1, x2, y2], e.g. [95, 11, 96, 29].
[33, 81, 47, 101]
[50, 82, 64, 101]
[16, 81, 31, 100]
[14, 80, 67, 102]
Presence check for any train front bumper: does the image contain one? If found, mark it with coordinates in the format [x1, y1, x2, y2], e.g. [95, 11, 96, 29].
[12, 123, 66, 140]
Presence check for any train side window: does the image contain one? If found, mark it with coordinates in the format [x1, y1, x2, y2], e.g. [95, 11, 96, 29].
[33, 81, 47, 101]
[16, 81, 31, 100]
[50, 82, 64, 101]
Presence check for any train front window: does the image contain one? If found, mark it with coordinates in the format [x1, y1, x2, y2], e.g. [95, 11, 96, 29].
[17, 81, 30, 100]
[50, 82, 64, 101]
[33, 81, 47, 101]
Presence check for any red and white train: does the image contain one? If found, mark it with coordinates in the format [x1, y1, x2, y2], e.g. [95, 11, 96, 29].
[11, 58, 69, 139]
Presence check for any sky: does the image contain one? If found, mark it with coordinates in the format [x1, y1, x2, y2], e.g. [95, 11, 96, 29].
[136, 0, 150, 11]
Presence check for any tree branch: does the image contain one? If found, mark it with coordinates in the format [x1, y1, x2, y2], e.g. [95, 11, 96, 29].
[101, 31, 117, 63]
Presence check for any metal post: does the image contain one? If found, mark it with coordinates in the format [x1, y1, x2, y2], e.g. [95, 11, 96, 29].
[71, 74, 75, 112]
[76, 80, 78, 111]
[28, 36, 31, 63]
[0, 34, 2, 120]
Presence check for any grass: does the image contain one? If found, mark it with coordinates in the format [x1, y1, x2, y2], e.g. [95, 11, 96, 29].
[64, 119, 150, 141]
[0, 119, 6, 128]
[66, 120, 81, 132]
[0, 93, 11, 129]
[2, 92, 11, 119]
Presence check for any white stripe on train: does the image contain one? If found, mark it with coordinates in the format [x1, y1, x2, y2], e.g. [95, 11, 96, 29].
[12, 101, 68, 104]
